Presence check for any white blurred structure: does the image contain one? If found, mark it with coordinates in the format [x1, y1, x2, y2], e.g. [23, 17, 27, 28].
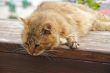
[0, 0, 63, 19]
[29, 0, 63, 7]
[96, 0, 110, 3]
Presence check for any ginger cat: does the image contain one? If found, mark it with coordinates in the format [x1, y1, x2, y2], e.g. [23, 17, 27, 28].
[20, 2, 110, 56]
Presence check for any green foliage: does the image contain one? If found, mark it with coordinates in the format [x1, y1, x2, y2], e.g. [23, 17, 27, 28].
[22, 0, 29, 8]
[77, 0, 101, 10]
[77, 0, 85, 4]
[7, 0, 16, 12]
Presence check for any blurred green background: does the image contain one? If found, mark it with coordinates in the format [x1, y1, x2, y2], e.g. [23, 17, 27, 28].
[0, 0, 110, 19]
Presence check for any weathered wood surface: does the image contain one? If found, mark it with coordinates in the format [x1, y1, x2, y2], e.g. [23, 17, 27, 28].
[0, 19, 22, 44]
[0, 19, 110, 53]
[0, 20, 110, 73]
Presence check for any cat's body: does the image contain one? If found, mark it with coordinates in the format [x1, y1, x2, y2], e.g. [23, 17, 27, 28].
[20, 2, 110, 56]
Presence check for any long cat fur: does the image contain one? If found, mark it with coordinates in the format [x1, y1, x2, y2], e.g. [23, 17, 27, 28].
[20, 2, 110, 56]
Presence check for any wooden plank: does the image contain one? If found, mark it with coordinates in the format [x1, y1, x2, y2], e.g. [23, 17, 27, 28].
[0, 20, 110, 53]
[79, 31, 110, 53]
[0, 19, 110, 73]
[0, 42, 109, 63]
[0, 19, 22, 44]
[0, 19, 110, 63]
[0, 52, 110, 73]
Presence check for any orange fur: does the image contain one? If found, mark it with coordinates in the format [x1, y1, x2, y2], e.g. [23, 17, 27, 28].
[20, 2, 110, 56]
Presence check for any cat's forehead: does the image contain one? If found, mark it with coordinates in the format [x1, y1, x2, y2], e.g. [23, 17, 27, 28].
[30, 13, 46, 22]
[27, 19, 41, 28]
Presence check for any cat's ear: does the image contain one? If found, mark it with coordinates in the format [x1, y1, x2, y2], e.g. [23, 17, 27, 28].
[42, 23, 52, 35]
[18, 17, 27, 25]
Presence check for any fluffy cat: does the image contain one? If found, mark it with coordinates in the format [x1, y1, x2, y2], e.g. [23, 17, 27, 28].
[20, 2, 110, 56]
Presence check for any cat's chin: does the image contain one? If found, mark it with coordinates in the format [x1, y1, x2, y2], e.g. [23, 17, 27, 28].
[31, 50, 46, 56]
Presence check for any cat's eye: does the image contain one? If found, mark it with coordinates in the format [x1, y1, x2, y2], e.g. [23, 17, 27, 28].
[25, 42, 29, 46]
[35, 44, 40, 48]
[24, 42, 29, 48]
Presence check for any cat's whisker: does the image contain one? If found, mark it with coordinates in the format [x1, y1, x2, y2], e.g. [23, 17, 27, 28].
[42, 53, 56, 62]
[47, 49, 64, 53]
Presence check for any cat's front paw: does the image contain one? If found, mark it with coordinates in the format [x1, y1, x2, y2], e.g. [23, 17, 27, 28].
[67, 41, 79, 49]
[66, 35, 79, 49]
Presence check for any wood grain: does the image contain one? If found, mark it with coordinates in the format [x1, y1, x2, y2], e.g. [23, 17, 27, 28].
[0, 20, 110, 73]
[0, 52, 110, 73]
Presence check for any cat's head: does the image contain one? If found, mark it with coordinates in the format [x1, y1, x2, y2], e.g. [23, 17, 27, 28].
[19, 15, 59, 56]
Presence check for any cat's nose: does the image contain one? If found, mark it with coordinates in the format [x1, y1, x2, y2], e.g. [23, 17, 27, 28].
[28, 48, 36, 55]
[28, 51, 34, 55]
